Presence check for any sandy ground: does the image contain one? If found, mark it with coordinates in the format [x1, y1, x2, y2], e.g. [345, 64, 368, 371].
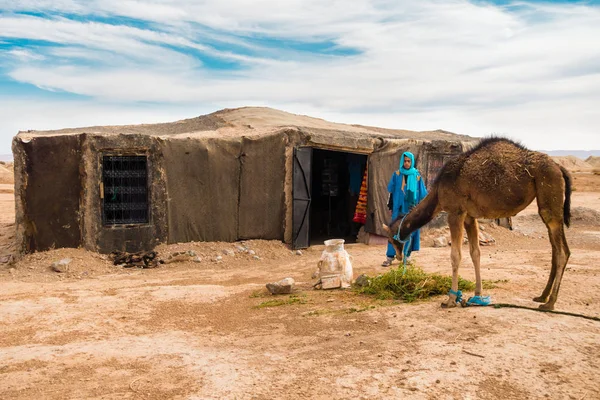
[1, 175, 599, 399]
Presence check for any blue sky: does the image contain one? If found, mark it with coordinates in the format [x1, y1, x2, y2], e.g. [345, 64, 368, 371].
[1, 0, 599, 154]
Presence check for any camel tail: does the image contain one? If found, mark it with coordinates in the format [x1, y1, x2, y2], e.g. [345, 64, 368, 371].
[560, 166, 572, 228]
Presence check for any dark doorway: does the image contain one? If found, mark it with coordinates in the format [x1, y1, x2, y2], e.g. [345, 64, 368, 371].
[309, 149, 367, 245]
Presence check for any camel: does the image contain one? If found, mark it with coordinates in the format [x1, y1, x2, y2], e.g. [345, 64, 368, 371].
[383, 137, 572, 311]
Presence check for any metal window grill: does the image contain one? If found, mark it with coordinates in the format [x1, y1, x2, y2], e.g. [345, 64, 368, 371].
[102, 155, 149, 225]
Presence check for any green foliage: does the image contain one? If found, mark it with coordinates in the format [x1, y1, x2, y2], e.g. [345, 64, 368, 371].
[355, 264, 476, 302]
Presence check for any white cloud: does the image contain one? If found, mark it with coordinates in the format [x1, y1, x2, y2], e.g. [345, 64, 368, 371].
[0, 0, 599, 152]
[6, 49, 45, 61]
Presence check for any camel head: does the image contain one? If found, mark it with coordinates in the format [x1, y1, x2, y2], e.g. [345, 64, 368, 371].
[382, 223, 404, 262]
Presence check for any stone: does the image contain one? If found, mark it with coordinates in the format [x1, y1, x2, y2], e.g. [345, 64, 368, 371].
[186, 250, 197, 257]
[51, 258, 71, 273]
[235, 245, 246, 253]
[478, 231, 496, 246]
[320, 274, 342, 290]
[192, 256, 202, 263]
[295, 250, 303, 256]
[247, 250, 256, 255]
[222, 249, 235, 256]
[433, 236, 448, 248]
[354, 274, 370, 287]
[213, 256, 223, 262]
[253, 255, 261, 260]
[163, 252, 191, 264]
[266, 277, 295, 294]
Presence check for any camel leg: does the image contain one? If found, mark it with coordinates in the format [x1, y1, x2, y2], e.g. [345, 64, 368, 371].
[532, 254, 557, 304]
[441, 212, 466, 308]
[464, 216, 482, 296]
[538, 217, 570, 310]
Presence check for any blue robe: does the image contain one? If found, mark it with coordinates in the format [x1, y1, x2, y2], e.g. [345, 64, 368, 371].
[386, 170, 428, 259]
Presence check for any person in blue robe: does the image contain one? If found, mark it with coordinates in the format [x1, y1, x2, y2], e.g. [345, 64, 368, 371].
[382, 151, 428, 267]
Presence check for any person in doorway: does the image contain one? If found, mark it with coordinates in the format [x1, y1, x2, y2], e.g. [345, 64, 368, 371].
[382, 151, 428, 267]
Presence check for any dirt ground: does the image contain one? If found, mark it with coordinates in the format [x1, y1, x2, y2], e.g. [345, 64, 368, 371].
[1, 174, 599, 400]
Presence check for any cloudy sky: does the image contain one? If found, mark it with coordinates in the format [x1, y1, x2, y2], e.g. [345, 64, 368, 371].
[1, 0, 599, 154]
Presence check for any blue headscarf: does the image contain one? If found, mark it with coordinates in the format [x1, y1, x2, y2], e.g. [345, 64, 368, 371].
[400, 151, 418, 204]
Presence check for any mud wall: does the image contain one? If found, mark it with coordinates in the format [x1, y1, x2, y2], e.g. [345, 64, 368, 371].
[80, 134, 168, 253]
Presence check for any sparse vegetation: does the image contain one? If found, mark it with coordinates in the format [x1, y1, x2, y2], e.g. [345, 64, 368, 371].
[346, 305, 376, 313]
[249, 290, 269, 298]
[254, 294, 307, 308]
[482, 279, 509, 289]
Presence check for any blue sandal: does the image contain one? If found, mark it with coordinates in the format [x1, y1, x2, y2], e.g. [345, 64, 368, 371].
[466, 295, 492, 306]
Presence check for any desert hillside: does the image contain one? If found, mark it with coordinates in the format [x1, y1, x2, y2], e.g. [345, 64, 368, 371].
[551, 155, 593, 171]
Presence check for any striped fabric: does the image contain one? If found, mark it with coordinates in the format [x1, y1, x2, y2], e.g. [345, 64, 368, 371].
[353, 165, 368, 224]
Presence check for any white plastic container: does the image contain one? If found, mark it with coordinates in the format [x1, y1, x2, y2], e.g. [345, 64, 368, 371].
[316, 239, 353, 289]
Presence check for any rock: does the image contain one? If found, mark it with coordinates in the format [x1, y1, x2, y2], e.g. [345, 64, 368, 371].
[192, 256, 202, 263]
[448, 236, 468, 245]
[213, 256, 223, 262]
[253, 255, 261, 260]
[479, 231, 496, 246]
[433, 236, 448, 248]
[266, 277, 295, 294]
[319, 274, 342, 290]
[354, 274, 370, 287]
[295, 250, 303, 256]
[51, 258, 71, 273]
[163, 251, 191, 264]
[235, 245, 246, 253]
[186, 250, 197, 257]
[247, 250, 256, 255]
[222, 249, 235, 256]
[425, 212, 448, 229]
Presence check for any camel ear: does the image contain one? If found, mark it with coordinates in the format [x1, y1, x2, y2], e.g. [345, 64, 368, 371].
[382, 224, 391, 234]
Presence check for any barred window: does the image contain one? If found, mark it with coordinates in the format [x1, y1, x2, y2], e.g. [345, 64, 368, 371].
[102, 155, 149, 225]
